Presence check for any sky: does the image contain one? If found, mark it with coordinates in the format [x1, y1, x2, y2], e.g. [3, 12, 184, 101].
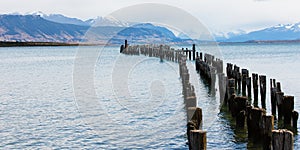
[0, 0, 300, 33]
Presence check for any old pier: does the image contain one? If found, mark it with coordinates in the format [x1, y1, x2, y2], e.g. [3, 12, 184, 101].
[120, 40, 298, 150]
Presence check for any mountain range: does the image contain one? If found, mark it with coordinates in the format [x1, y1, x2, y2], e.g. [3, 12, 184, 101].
[1, 12, 300, 43]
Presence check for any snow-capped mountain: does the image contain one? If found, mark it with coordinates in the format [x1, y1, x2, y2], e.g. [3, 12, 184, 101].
[220, 23, 300, 42]
[28, 11, 89, 26]
[27, 11, 129, 27]
[86, 16, 129, 27]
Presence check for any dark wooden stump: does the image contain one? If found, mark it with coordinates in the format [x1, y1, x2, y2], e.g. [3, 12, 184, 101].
[252, 73, 259, 107]
[283, 96, 294, 126]
[259, 75, 267, 109]
[272, 129, 293, 150]
[189, 130, 207, 150]
[292, 110, 298, 129]
[276, 92, 284, 121]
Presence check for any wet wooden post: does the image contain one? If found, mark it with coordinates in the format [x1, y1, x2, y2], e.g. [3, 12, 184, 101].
[189, 130, 207, 150]
[200, 52, 203, 60]
[246, 77, 252, 98]
[272, 129, 293, 150]
[262, 115, 274, 150]
[259, 75, 267, 109]
[276, 82, 281, 92]
[252, 73, 259, 107]
[125, 39, 128, 48]
[192, 44, 196, 60]
[241, 69, 248, 96]
[292, 110, 298, 129]
[234, 66, 241, 94]
[188, 107, 203, 129]
[247, 107, 266, 140]
[270, 79, 277, 119]
[196, 52, 199, 58]
[276, 92, 284, 120]
[228, 79, 236, 115]
[120, 44, 124, 53]
[235, 96, 248, 127]
[283, 96, 294, 126]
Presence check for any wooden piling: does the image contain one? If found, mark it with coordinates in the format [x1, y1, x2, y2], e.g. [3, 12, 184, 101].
[270, 78, 277, 119]
[241, 69, 249, 96]
[272, 129, 293, 150]
[259, 75, 267, 109]
[283, 96, 294, 126]
[252, 73, 259, 107]
[276, 92, 284, 120]
[120, 44, 124, 53]
[262, 115, 274, 150]
[234, 96, 248, 127]
[188, 107, 203, 129]
[192, 44, 196, 60]
[125, 39, 128, 48]
[247, 107, 266, 140]
[292, 110, 298, 129]
[188, 49, 192, 60]
[189, 130, 207, 150]
[246, 77, 252, 98]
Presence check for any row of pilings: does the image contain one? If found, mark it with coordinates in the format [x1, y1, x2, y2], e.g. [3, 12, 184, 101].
[120, 41, 206, 149]
[121, 40, 298, 150]
[195, 49, 298, 149]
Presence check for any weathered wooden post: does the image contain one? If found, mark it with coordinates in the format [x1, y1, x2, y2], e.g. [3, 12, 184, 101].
[235, 96, 248, 127]
[228, 79, 236, 115]
[283, 96, 294, 126]
[120, 44, 124, 53]
[125, 39, 128, 48]
[272, 129, 293, 150]
[192, 44, 196, 60]
[188, 107, 203, 129]
[252, 73, 259, 107]
[241, 69, 249, 96]
[200, 53, 203, 60]
[270, 79, 277, 119]
[248, 107, 266, 140]
[292, 110, 298, 129]
[262, 115, 274, 150]
[276, 82, 281, 92]
[246, 77, 252, 98]
[276, 92, 284, 120]
[233, 65, 239, 92]
[259, 75, 267, 109]
[189, 130, 207, 150]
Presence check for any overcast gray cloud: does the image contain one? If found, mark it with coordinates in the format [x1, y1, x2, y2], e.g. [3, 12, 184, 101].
[0, 0, 299, 33]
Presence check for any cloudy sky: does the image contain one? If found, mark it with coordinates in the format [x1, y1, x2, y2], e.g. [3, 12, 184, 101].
[0, 0, 299, 33]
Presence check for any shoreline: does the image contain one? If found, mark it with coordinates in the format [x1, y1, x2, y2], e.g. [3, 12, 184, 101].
[0, 41, 117, 47]
[1, 40, 300, 47]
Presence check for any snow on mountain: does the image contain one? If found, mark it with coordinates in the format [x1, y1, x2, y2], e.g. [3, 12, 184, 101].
[27, 11, 129, 27]
[219, 22, 300, 42]
[86, 16, 129, 27]
[27, 11, 89, 26]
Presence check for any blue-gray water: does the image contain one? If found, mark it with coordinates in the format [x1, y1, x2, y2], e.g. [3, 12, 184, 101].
[0, 43, 299, 149]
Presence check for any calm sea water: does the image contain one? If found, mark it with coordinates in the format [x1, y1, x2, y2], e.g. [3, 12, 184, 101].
[0, 43, 299, 149]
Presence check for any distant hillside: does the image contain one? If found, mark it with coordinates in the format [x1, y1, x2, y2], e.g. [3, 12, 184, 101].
[0, 14, 186, 44]
[0, 15, 87, 42]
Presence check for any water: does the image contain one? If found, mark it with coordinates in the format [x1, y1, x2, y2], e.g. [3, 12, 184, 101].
[0, 43, 299, 149]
